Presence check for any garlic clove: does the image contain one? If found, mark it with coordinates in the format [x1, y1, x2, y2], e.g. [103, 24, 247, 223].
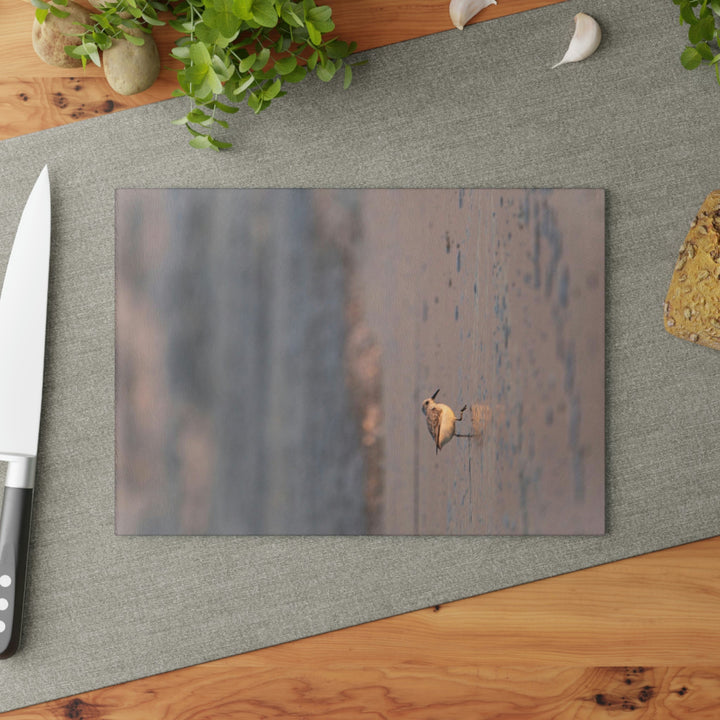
[552, 12, 602, 69]
[449, 0, 497, 31]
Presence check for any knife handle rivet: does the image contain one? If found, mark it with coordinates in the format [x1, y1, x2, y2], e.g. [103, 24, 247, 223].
[0, 599, 7, 611]
[0, 621, 5, 633]
[0, 576, 10, 588]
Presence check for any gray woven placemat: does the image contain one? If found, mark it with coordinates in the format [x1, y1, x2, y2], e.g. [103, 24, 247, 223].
[0, 0, 718, 710]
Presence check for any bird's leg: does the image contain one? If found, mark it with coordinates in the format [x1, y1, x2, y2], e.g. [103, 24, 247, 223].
[454, 404, 467, 421]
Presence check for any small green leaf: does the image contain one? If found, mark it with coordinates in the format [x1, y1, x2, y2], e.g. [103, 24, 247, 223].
[31, 0, 49, 9]
[251, 0, 278, 27]
[209, 137, 233, 149]
[689, 12, 716, 41]
[239, 53, 256, 72]
[213, 100, 239, 113]
[343, 63, 352, 89]
[142, 12, 165, 25]
[253, 47, 271, 69]
[315, 59, 335, 81]
[263, 77, 282, 98]
[681, 45, 703, 69]
[325, 39, 350, 59]
[680, 3, 698, 23]
[234, 74, 255, 93]
[82, 40, 101, 65]
[307, 49, 318, 70]
[205, 66, 224, 94]
[189, 134, 216, 149]
[48, 5, 70, 18]
[282, 5, 302, 26]
[35, 7, 49, 22]
[696, 40, 715, 59]
[248, 91, 261, 111]
[171, 45, 191, 59]
[305, 19, 321, 45]
[123, 32, 146, 45]
[712, 0, 720, 14]
[189, 41, 212, 66]
[185, 63, 209, 85]
[236, 0, 253, 19]
[283, 64, 307, 82]
[307, 4, 331, 23]
[273, 55, 297, 74]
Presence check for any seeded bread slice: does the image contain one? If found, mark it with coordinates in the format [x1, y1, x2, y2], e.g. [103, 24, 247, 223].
[664, 190, 720, 350]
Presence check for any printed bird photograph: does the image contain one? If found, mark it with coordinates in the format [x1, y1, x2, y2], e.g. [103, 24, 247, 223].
[116, 188, 605, 536]
[422, 389, 471, 453]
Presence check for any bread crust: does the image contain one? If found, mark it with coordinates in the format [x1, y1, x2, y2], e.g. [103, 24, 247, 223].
[664, 190, 720, 350]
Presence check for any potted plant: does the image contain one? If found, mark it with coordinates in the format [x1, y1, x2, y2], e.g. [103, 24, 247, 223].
[32, 0, 361, 149]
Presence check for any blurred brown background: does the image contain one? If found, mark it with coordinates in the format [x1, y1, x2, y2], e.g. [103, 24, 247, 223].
[116, 188, 604, 535]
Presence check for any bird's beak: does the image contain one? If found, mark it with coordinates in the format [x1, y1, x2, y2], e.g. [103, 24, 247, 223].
[431, 388, 440, 400]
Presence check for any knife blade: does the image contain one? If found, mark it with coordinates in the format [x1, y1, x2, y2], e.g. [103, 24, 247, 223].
[0, 166, 51, 658]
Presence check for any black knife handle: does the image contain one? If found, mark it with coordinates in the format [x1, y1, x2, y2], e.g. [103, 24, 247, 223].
[0, 486, 34, 658]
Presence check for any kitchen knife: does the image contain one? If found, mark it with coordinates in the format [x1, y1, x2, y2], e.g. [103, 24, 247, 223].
[0, 166, 51, 659]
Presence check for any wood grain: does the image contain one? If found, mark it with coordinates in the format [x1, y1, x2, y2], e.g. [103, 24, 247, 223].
[0, 0, 567, 140]
[2, 536, 719, 718]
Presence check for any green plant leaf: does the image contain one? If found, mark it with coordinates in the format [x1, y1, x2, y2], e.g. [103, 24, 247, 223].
[712, 0, 720, 14]
[306, 5, 332, 33]
[283, 64, 307, 82]
[315, 59, 335, 81]
[171, 45, 191, 59]
[35, 7, 49, 22]
[123, 31, 146, 45]
[680, 3, 698, 23]
[305, 19, 321, 44]
[78, 0, 361, 151]
[281, 4, 302, 26]
[253, 47, 271, 69]
[689, 12, 715, 41]
[696, 40, 715, 59]
[49, 5, 70, 18]
[325, 39, 350, 59]
[185, 63, 209, 86]
[189, 134, 216, 149]
[273, 55, 297, 74]
[212, 100, 240, 113]
[236, 0, 253, 19]
[239, 53, 256, 71]
[251, 0, 278, 27]
[307, 4, 331, 23]
[209, 137, 233, 149]
[248, 91, 261, 111]
[189, 40, 212, 65]
[141, 10, 164, 25]
[681, 45, 703, 69]
[203, 0, 240, 37]
[234, 73, 255, 93]
[263, 77, 282, 98]
[205, 66, 224, 94]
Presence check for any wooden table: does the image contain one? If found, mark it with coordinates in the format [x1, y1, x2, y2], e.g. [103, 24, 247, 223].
[3, 537, 720, 718]
[1, 0, 565, 139]
[3, 0, 720, 716]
